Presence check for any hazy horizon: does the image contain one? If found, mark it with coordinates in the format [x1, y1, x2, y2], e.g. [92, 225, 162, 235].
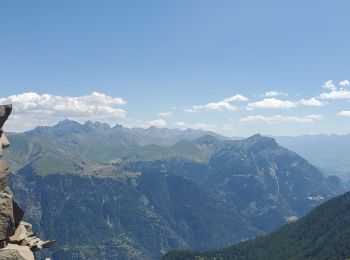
[5, 117, 350, 138]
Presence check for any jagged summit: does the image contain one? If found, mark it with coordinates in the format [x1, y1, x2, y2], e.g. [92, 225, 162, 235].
[23, 119, 226, 147]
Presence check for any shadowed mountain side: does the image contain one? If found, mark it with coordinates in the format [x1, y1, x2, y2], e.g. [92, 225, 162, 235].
[10, 172, 261, 259]
[204, 134, 340, 232]
[162, 190, 350, 260]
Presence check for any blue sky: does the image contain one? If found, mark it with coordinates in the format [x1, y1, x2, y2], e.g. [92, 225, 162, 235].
[1, 1, 350, 136]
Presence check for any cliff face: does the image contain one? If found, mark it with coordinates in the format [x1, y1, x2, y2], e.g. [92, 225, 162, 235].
[0, 104, 53, 259]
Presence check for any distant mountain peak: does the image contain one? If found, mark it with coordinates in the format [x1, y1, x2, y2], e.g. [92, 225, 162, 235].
[53, 119, 83, 129]
[83, 120, 111, 131]
[248, 133, 262, 139]
[241, 134, 278, 150]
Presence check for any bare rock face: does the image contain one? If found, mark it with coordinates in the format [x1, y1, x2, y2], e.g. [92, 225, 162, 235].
[0, 192, 15, 240]
[0, 105, 12, 153]
[0, 160, 9, 193]
[9, 221, 55, 251]
[0, 104, 53, 259]
[12, 201, 24, 228]
[0, 105, 15, 242]
[0, 244, 34, 260]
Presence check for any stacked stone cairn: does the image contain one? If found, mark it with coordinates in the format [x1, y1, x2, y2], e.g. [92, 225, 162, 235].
[0, 104, 54, 259]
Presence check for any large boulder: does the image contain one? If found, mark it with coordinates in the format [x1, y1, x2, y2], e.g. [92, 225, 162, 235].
[0, 244, 35, 260]
[9, 221, 54, 251]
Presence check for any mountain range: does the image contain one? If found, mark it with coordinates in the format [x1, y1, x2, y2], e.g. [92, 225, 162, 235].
[4, 120, 344, 259]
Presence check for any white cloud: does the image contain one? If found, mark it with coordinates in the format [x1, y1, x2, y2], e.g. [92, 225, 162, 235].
[247, 98, 297, 110]
[185, 94, 248, 113]
[0, 92, 127, 132]
[222, 94, 249, 102]
[337, 111, 350, 117]
[147, 118, 167, 128]
[158, 112, 172, 117]
[322, 80, 336, 91]
[264, 91, 288, 97]
[240, 114, 322, 123]
[299, 98, 325, 107]
[319, 90, 350, 99]
[339, 80, 350, 88]
[185, 102, 238, 112]
[174, 121, 217, 131]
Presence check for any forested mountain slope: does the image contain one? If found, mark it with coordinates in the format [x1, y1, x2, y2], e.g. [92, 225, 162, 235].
[163, 190, 350, 260]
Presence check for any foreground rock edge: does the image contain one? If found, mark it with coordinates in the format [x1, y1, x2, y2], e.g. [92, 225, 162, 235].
[0, 104, 54, 259]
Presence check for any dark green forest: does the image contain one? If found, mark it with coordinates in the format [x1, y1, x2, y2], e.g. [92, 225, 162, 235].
[163, 190, 350, 260]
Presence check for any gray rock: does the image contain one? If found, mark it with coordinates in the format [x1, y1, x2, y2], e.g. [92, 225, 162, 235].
[9, 221, 54, 251]
[0, 133, 10, 150]
[0, 249, 26, 260]
[0, 244, 35, 260]
[0, 159, 9, 191]
[0, 105, 12, 129]
[0, 104, 12, 153]
[0, 192, 15, 240]
[12, 200, 24, 228]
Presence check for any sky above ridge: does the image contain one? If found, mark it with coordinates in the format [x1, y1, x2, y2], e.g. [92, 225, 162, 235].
[1, 0, 350, 136]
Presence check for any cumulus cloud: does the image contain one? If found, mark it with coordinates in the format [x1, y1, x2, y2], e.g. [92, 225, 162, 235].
[322, 80, 336, 91]
[158, 112, 172, 117]
[147, 118, 167, 128]
[185, 94, 248, 113]
[186, 102, 238, 112]
[299, 98, 325, 107]
[174, 121, 217, 131]
[247, 98, 297, 110]
[337, 111, 350, 117]
[222, 94, 249, 102]
[339, 80, 350, 88]
[319, 90, 350, 99]
[0, 92, 127, 132]
[322, 79, 350, 92]
[240, 114, 322, 123]
[264, 91, 288, 97]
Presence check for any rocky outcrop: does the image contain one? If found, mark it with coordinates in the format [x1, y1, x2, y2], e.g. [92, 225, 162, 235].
[9, 221, 54, 251]
[0, 104, 53, 259]
[0, 244, 35, 260]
